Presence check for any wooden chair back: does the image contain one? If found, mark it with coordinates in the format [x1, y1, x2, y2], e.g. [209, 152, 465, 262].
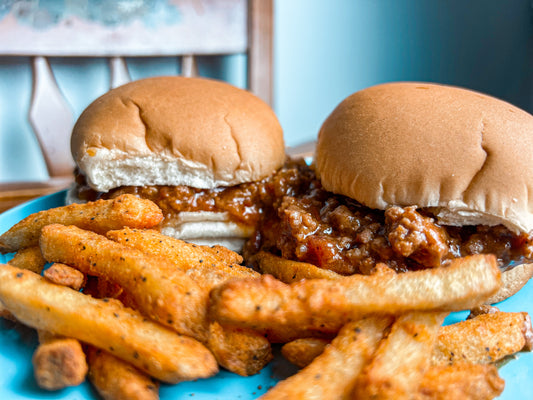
[0, 0, 273, 212]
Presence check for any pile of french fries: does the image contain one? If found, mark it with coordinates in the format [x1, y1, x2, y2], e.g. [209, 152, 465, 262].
[0, 194, 531, 399]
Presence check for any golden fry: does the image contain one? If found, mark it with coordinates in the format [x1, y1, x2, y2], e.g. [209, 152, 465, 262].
[108, 227, 271, 376]
[261, 316, 393, 400]
[209, 255, 501, 335]
[0, 264, 218, 383]
[33, 331, 88, 390]
[87, 346, 159, 400]
[43, 263, 86, 291]
[281, 338, 330, 368]
[107, 228, 255, 281]
[1, 246, 48, 320]
[253, 251, 341, 282]
[354, 312, 447, 400]
[0, 194, 163, 253]
[432, 311, 533, 365]
[7, 246, 47, 274]
[417, 364, 504, 400]
[207, 322, 273, 376]
[40, 224, 209, 341]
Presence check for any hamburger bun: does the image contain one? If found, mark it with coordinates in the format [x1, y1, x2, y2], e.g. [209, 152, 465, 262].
[71, 76, 285, 192]
[69, 76, 285, 251]
[315, 82, 533, 301]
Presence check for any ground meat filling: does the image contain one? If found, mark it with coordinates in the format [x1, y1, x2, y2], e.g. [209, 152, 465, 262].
[246, 172, 533, 275]
[73, 158, 315, 228]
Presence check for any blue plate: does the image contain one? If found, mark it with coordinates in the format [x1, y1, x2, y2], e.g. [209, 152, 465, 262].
[0, 191, 531, 399]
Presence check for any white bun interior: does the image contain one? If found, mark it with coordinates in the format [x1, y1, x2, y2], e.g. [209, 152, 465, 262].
[80, 149, 263, 193]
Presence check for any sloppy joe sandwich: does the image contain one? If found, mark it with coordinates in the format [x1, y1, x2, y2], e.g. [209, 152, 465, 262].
[69, 76, 289, 251]
[246, 82, 533, 302]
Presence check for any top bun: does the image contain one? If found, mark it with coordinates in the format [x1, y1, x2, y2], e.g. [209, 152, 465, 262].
[71, 76, 285, 192]
[316, 82, 533, 234]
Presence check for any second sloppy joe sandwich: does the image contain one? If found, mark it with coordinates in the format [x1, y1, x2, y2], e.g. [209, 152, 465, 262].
[246, 82, 533, 303]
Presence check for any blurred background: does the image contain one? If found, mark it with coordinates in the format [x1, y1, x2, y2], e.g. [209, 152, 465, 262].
[0, 0, 532, 183]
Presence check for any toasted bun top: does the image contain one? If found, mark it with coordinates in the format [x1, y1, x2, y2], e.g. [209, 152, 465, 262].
[71, 76, 285, 192]
[316, 82, 533, 234]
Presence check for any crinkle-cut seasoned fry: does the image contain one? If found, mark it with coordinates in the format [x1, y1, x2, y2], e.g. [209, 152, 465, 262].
[432, 311, 533, 366]
[40, 224, 209, 341]
[253, 251, 342, 282]
[43, 263, 86, 291]
[7, 245, 47, 273]
[207, 322, 273, 376]
[0, 264, 218, 383]
[354, 312, 447, 400]
[86, 346, 159, 400]
[33, 331, 88, 390]
[209, 255, 501, 335]
[0, 194, 163, 253]
[260, 316, 393, 400]
[108, 227, 272, 376]
[416, 364, 505, 400]
[281, 338, 330, 368]
[107, 228, 254, 280]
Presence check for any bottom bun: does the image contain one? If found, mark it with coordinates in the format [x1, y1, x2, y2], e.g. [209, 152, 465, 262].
[158, 211, 254, 253]
[66, 188, 253, 252]
[161, 211, 254, 239]
[486, 263, 533, 304]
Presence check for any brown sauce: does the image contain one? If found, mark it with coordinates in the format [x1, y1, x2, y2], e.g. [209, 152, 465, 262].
[244, 166, 533, 274]
[74, 158, 315, 228]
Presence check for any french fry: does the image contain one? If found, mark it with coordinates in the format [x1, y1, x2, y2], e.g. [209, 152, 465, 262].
[281, 338, 330, 368]
[0, 194, 163, 253]
[40, 224, 209, 341]
[4, 247, 89, 389]
[353, 312, 447, 399]
[253, 251, 342, 282]
[108, 227, 243, 266]
[416, 364, 504, 400]
[1, 246, 48, 320]
[0, 264, 218, 383]
[207, 322, 273, 376]
[432, 311, 533, 365]
[7, 245, 47, 273]
[84, 277, 160, 399]
[86, 346, 159, 400]
[33, 331, 88, 390]
[281, 310, 533, 370]
[209, 255, 501, 335]
[260, 316, 393, 400]
[43, 263, 86, 290]
[209, 244, 245, 265]
[107, 228, 255, 280]
[108, 227, 272, 376]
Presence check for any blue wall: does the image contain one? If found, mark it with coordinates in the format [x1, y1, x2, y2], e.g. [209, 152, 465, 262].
[1, 0, 532, 182]
[274, 0, 533, 146]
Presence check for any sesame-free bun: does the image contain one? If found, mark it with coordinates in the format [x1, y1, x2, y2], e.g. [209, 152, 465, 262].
[316, 82, 533, 235]
[71, 76, 285, 192]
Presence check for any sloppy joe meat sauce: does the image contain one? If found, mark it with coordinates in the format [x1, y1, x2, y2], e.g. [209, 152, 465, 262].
[244, 165, 533, 275]
[73, 159, 314, 228]
[75, 160, 533, 275]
